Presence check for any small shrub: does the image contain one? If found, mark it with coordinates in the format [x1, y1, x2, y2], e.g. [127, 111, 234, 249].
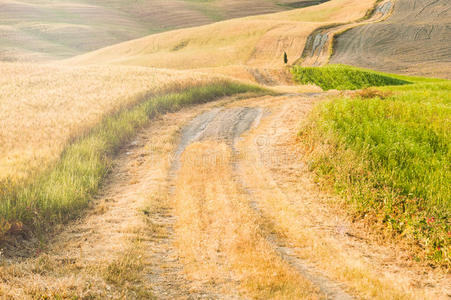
[354, 88, 393, 99]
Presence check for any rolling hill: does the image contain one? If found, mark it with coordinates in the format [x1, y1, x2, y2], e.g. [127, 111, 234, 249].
[0, 0, 329, 62]
[330, 0, 451, 79]
[66, 0, 376, 83]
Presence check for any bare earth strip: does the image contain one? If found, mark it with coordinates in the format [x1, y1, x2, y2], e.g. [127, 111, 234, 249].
[1, 93, 449, 298]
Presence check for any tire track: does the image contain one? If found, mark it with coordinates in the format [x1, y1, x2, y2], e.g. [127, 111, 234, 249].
[172, 94, 355, 299]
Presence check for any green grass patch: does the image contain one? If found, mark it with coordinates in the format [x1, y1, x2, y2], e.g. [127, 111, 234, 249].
[0, 80, 266, 240]
[299, 70, 450, 266]
[291, 64, 410, 90]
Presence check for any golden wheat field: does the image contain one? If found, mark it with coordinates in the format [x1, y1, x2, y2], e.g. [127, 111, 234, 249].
[0, 62, 216, 181]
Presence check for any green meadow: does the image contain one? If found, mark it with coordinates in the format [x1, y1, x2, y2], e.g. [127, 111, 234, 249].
[297, 65, 450, 265]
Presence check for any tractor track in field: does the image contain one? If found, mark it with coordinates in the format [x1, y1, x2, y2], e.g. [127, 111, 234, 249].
[330, 0, 451, 79]
[299, 0, 395, 67]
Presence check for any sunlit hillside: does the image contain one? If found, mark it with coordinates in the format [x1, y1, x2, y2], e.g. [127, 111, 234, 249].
[0, 0, 322, 62]
[67, 0, 375, 74]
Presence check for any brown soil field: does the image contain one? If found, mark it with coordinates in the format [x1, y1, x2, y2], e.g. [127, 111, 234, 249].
[330, 0, 451, 79]
[299, 0, 395, 67]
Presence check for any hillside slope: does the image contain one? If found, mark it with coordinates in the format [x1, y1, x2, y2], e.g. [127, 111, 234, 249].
[67, 0, 376, 72]
[0, 0, 328, 62]
[330, 0, 451, 79]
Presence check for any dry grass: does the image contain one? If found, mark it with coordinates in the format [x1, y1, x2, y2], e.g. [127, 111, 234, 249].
[0, 100, 194, 298]
[67, 0, 376, 70]
[0, 62, 216, 181]
[0, 212, 155, 299]
[174, 141, 320, 299]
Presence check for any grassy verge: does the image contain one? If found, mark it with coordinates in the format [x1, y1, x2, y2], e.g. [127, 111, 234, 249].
[292, 64, 410, 90]
[0, 80, 266, 240]
[299, 69, 450, 266]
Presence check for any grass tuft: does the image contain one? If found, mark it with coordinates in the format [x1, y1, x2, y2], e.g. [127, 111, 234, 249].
[291, 64, 410, 90]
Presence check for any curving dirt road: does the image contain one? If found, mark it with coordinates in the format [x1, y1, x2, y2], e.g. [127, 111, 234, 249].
[0, 93, 449, 299]
[330, 0, 451, 79]
[172, 100, 353, 300]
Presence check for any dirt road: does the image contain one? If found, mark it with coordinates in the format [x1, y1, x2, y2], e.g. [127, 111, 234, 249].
[0, 94, 449, 299]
